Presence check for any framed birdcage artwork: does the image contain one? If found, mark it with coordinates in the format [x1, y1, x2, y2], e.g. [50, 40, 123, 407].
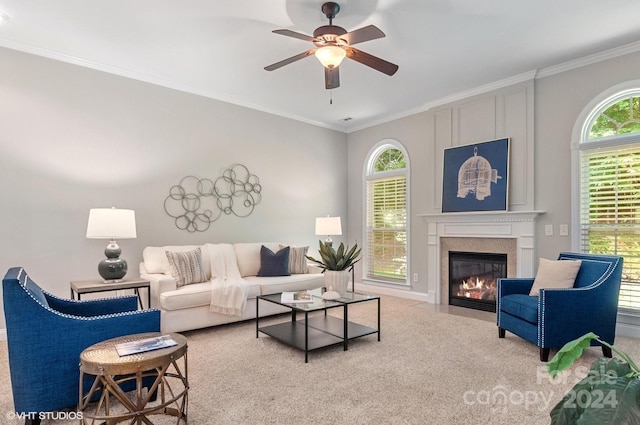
[441, 138, 510, 213]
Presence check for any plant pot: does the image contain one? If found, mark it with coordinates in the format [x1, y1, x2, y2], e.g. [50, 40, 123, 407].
[324, 270, 350, 296]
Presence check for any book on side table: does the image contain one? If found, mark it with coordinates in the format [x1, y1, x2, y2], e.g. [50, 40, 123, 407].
[115, 334, 178, 356]
[281, 290, 313, 304]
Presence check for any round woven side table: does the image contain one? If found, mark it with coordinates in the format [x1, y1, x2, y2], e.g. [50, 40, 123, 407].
[79, 332, 188, 424]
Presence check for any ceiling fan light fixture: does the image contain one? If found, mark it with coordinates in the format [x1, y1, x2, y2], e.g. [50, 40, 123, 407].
[315, 45, 346, 69]
[265, 1, 398, 89]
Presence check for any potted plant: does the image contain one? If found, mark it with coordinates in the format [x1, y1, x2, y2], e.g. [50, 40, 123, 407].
[306, 241, 361, 297]
[546, 332, 640, 424]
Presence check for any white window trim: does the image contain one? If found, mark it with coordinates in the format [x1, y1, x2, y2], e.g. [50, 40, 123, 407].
[362, 139, 411, 286]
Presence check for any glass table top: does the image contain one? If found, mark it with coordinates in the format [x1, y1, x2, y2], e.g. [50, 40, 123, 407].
[259, 288, 379, 311]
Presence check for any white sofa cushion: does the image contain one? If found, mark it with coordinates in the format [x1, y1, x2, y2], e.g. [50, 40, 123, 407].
[247, 273, 325, 296]
[143, 245, 212, 279]
[234, 242, 282, 277]
[160, 280, 262, 311]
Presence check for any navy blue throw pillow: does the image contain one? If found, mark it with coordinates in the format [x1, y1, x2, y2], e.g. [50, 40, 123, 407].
[258, 245, 291, 277]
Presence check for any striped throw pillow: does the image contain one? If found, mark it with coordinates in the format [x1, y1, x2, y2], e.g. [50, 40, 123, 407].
[280, 245, 308, 274]
[165, 248, 207, 288]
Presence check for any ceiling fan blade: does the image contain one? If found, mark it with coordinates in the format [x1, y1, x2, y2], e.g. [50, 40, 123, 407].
[272, 29, 315, 42]
[264, 50, 315, 71]
[342, 25, 385, 45]
[325, 67, 340, 89]
[345, 47, 398, 76]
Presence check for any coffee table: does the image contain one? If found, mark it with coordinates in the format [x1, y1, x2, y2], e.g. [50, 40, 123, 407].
[256, 288, 380, 362]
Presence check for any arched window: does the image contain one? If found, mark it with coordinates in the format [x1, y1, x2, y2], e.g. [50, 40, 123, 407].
[364, 141, 409, 285]
[577, 85, 640, 311]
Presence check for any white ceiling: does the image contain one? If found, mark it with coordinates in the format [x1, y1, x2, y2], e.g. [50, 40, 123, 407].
[1, 0, 640, 133]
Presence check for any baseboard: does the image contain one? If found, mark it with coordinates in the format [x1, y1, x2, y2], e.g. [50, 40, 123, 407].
[616, 323, 640, 338]
[0, 329, 6, 341]
[354, 282, 433, 303]
[616, 315, 640, 338]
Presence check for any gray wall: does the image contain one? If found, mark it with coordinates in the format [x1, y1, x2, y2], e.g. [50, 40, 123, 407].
[535, 51, 640, 258]
[346, 113, 431, 294]
[534, 51, 640, 337]
[0, 47, 348, 329]
[347, 49, 640, 300]
[4, 43, 640, 330]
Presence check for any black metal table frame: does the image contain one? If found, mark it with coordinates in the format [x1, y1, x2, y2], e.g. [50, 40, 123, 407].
[256, 291, 380, 363]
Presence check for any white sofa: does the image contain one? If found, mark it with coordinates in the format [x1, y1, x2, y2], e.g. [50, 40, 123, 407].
[139, 242, 325, 333]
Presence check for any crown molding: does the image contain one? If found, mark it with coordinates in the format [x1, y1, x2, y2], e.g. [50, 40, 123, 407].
[346, 70, 538, 133]
[346, 41, 640, 133]
[535, 40, 640, 79]
[2, 35, 640, 134]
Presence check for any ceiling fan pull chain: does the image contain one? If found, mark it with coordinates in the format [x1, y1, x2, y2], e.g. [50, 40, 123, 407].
[330, 89, 333, 105]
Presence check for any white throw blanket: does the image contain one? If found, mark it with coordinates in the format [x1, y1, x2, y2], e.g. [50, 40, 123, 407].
[207, 243, 249, 316]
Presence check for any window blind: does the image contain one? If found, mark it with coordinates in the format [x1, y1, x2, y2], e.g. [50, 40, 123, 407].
[365, 175, 407, 283]
[580, 144, 640, 311]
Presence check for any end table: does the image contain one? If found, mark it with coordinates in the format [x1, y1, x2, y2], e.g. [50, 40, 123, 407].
[79, 332, 188, 424]
[70, 278, 151, 309]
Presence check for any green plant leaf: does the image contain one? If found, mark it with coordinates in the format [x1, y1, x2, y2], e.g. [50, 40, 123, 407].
[547, 332, 601, 379]
[304, 255, 327, 271]
[305, 240, 361, 271]
[550, 374, 592, 425]
[550, 358, 640, 425]
[548, 334, 640, 425]
[580, 377, 640, 425]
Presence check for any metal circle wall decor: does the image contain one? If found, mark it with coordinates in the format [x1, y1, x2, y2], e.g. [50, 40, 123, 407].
[164, 164, 262, 232]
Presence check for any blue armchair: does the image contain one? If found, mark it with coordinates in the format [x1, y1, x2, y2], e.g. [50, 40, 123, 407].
[2, 267, 161, 423]
[497, 252, 623, 361]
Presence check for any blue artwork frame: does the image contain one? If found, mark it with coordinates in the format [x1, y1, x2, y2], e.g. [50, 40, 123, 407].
[441, 138, 510, 213]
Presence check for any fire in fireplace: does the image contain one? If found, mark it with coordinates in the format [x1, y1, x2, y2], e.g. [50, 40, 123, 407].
[448, 251, 507, 312]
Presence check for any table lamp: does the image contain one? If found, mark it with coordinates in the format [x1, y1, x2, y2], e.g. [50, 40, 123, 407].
[315, 216, 342, 248]
[86, 207, 137, 282]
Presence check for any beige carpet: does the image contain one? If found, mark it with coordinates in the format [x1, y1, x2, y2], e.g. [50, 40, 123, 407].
[2, 294, 640, 425]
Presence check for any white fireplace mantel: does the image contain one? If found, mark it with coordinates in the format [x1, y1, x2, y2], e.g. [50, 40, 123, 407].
[418, 211, 545, 304]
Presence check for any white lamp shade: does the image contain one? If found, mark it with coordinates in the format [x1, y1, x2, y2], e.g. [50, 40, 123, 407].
[315, 45, 346, 69]
[315, 216, 342, 236]
[86, 208, 137, 239]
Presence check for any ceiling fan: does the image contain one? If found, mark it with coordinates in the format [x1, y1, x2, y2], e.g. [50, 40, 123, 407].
[264, 2, 399, 90]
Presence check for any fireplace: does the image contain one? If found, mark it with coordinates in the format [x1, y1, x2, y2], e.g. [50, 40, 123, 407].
[448, 251, 507, 312]
[420, 211, 542, 306]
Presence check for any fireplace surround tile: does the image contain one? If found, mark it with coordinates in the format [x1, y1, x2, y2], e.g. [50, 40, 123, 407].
[419, 211, 544, 307]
